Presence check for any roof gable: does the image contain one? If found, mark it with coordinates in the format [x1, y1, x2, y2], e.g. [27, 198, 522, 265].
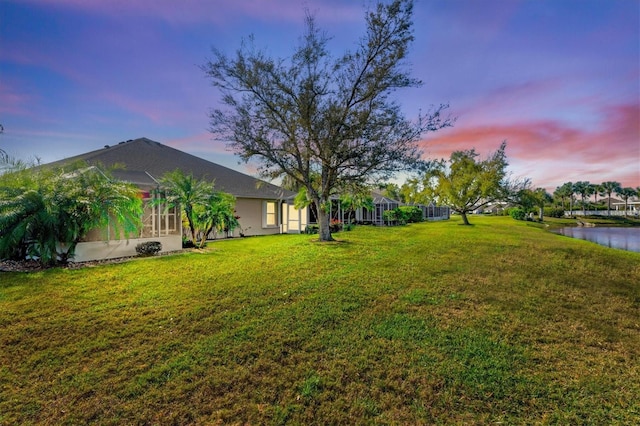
[44, 138, 292, 199]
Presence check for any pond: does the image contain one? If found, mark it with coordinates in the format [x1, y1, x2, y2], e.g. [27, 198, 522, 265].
[552, 227, 640, 253]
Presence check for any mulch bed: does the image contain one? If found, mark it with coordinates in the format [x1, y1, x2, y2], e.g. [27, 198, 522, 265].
[0, 257, 137, 273]
[0, 250, 189, 273]
[0, 260, 47, 273]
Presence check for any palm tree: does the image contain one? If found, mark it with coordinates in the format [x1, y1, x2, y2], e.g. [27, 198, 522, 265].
[600, 181, 622, 216]
[573, 181, 593, 216]
[0, 164, 142, 265]
[533, 188, 552, 221]
[340, 191, 374, 227]
[591, 183, 603, 209]
[56, 167, 143, 263]
[616, 187, 637, 217]
[0, 186, 49, 262]
[159, 169, 214, 244]
[554, 182, 576, 216]
[195, 192, 237, 246]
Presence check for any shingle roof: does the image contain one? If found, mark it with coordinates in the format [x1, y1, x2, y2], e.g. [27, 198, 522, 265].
[44, 137, 293, 199]
[370, 191, 400, 205]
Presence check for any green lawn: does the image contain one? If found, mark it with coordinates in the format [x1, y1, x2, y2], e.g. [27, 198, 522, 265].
[1, 216, 639, 425]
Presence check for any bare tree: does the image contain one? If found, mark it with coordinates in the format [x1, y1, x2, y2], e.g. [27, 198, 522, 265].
[203, 0, 452, 241]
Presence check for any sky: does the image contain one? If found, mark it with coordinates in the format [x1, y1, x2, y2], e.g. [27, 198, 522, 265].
[1, 0, 638, 192]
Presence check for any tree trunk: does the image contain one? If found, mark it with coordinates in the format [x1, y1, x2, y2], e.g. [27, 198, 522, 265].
[317, 208, 334, 241]
[184, 208, 197, 244]
[538, 206, 544, 221]
[460, 211, 470, 225]
[569, 198, 573, 216]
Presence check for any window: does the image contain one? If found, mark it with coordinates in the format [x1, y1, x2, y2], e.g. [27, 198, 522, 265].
[263, 201, 278, 228]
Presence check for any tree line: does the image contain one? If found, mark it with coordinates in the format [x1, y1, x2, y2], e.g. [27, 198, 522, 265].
[380, 175, 638, 223]
[552, 181, 639, 216]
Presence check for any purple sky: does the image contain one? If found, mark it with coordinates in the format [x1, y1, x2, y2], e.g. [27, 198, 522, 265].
[1, 0, 638, 192]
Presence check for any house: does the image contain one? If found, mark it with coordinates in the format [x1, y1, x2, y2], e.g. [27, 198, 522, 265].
[45, 137, 306, 261]
[473, 201, 510, 215]
[611, 198, 640, 214]
[309, 191, 449, 226]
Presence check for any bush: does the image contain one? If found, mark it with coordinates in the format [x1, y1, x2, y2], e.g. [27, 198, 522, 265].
[544, 207, 565, 218]
[398, 206, 423, 223]
[383, 207, 422, 225]
[182, 237, 195, 248]
[509, 208, 526, 221]
[330, 219, 343, 232]
[383, 209, 398, 223]
[135, 241, 162, 256]
[304, 225, 319, 234]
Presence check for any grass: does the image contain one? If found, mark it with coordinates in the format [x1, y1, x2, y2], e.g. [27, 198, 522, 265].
[1, 216, 639, 424]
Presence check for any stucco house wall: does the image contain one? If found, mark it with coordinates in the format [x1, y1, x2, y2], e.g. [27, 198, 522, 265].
[73, 235, 183, 262]
[40, 138, 305, 261]
[232, 198, 283, 237]
[73, 192, 183, 262]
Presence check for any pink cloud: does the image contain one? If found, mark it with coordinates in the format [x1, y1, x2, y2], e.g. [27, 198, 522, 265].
[0, 81, 35, 116]
[99, 92, 167, 124]
[420, 102, 640, 190]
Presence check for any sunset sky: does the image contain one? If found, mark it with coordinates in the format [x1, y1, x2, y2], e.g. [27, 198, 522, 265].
[1, 0, 638, 191]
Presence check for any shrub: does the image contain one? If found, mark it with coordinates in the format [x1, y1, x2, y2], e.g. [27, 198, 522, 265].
[135, 241, 162, 256]
[382, 209, 397, 223]
[398, 206, 423, 223]
[304, 225, 319, 234]
[330, 219, 343, 232]
[509, 208, 526, 221]
[544, 207, 565, 218]
[383, 207, 420, 225]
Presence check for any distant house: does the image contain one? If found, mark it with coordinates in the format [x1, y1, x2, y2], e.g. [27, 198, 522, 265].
[45, 138, 307, 261]
[473, 201, 510, 215]
[315, 191, 449, 226]
[570, 197, 640, 216]
[610, 197, 640, 214]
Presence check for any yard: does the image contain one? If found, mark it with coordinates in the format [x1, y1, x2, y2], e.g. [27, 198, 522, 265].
[1, 216, 639, 424]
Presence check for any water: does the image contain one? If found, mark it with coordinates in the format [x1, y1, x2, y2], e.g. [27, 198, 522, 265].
[553, 227, 640, 253]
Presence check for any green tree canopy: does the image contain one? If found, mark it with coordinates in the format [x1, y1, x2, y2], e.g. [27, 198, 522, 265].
[159, 169, 214, 244]
[203, 0, 452, 241]
[616, 187, 637, 216]
[573, 181, 593, 215]
[600, 181, 622, 216]
[158, 169, 237, 246]
[517, 187, 552, 221]
[0, 163, 143, 265]
[553, 182, 574, 212]
[195, 192, 238, 247]
[425, 142, 512, 225]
